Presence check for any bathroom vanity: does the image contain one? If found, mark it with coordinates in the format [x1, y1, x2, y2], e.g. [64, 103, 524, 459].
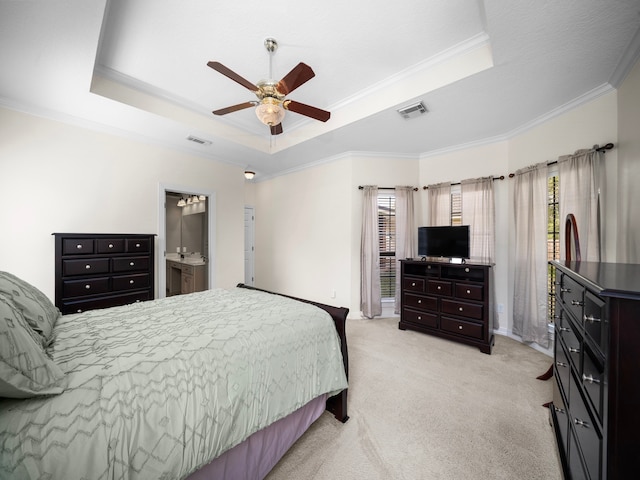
[166, 255, 207, 296]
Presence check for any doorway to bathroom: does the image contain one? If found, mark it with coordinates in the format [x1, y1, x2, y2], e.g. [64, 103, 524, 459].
[158, 186, 216, 298]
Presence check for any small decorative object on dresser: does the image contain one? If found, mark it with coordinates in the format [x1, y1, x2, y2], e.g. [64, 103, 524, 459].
[550, 260, 640, 480]
[53, 233, 155, 314]
[399, 259, 494, 354]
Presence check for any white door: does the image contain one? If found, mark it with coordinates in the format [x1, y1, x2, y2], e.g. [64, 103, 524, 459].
[244, 206, 255, 286]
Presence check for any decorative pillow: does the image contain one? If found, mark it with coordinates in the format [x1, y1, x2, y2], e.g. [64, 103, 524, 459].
[0, 271, 60, 345]
[0, 294, 67, 398]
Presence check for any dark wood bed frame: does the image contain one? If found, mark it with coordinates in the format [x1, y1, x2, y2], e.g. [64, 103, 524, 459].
[237, 283, 349, 423]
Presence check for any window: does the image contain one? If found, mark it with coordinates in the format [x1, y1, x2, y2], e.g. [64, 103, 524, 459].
[547, 170, 560, 321]
[378, 193, 396, 300]
[451, 184, 462, 226]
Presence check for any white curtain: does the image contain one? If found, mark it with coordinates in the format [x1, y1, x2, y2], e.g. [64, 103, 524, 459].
[513, 163, 549, 348]
[461, 177, 498, 329]
[558, 149, 603, 262]
[360, 186, 381, 318]
[427, 182, 451, 226]
[394, 186, 416, 314]
[461, 177, 495, 263]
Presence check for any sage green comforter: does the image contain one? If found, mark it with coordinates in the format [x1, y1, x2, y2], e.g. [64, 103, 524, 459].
[0, 287, 348, 479]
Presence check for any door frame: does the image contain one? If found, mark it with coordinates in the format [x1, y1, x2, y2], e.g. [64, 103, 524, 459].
[244, 205, 255, 286]
[157, 183, 216, 298]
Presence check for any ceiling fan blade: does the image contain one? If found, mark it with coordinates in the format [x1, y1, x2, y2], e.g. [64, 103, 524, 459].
[212, 101, 257, 116]
[284, 100, 330, 122]
[270, 123, 283, 135]
[276, 62, 315, 95]
[207, 61, 259, 91]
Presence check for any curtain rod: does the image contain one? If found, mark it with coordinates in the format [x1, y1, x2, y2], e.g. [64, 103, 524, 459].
[358, 186, 419, 191]
[421, 175, 505, 190]
[507, 142, 614, 178]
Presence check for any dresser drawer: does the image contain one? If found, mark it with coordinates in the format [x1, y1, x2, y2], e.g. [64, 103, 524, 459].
[63, 258, 110, 276]
[554, 337, 571, 394]
[569, 372, 602, 480]
[62, 238, 94, 255]
[402, 308, 438, 329]
[403, 277, 425, 292]
[559, 273, 585, 323]
[126, 238, 150, 253]
[558, 314, 581, 373]
[112, 256, 150, 272]
[427, 279, 452, 296]
[455, 283, 483, 301]
[552, 377, 570, 457]
[63, 277, 110, 298]
[97, 238, 125, 253]
[61, 291, 151, 314]
[112, 273, 150, 291]
[582, 347, 604, 423]
[584, 290, 606, 354]
[441, 316, 483, 340]
[403, 293, 437, 311]
[441, 299, 483, 320]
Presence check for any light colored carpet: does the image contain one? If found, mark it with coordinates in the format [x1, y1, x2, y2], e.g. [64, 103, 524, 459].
[266, 317, 563, 480]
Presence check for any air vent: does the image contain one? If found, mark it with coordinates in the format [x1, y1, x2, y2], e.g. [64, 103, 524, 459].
[186, 135, 212, 145]
[397, 101, 428, 120]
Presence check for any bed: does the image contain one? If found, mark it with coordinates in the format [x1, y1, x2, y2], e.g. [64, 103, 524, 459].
[0, 271, 349, 480]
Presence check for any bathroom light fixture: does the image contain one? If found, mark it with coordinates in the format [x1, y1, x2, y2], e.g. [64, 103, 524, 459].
[192, 195, 200, 203]
[177, 197, 186, 207]
[198, 195, 206, 201]
[244, 170, 256, 180]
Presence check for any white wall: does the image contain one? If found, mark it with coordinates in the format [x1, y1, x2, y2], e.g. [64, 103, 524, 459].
[0, 107, 247, 299]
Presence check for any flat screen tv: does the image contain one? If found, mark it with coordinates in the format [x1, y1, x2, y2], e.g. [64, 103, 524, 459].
[418, 225, 470, 259]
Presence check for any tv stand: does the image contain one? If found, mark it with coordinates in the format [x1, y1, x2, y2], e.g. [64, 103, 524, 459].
[399, 260, 494, 354]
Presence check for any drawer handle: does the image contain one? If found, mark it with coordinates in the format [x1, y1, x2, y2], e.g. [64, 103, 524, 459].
[76, 244, 83, 249]
[582, 373, 601, 385]
[108, 243, 114, 248]
[85, 264, 91, 269]
[411, 282, 416, 287]
[466, 289, 471, 294]
[85, 284, 91, 289]
[136, 243, 141, 248]
[437, 286, 441, 290]
[464, 268, 469, 273]
[417, 299, 422, 304]
[554, 406, 565, 414]
[568, 347, 580, 354]
[571, 300, 584, 306]
[560, 287, 571, 293]
[427, 266, 431, 269]
[458, 307, 463, 312]
[574, 418, 590, 428]
[556, 361, 567, 368]
[76, 309, 82, 313]
[559, 326, 570, 332]
[130, 262, 135, 266]
[129, 280, 135, 284]
[583, 314, 601, 324]
[417, 316, 421, 320]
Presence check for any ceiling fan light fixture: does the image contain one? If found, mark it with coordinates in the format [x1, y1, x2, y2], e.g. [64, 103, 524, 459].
[255, 97, 285, 126]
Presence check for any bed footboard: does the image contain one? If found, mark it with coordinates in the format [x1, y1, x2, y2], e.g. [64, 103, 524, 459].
[236, 284, 349, 423]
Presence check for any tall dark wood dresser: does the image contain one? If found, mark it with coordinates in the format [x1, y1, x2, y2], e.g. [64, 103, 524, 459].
[53, 233, 155, 314]
[550, 260, 640, 480]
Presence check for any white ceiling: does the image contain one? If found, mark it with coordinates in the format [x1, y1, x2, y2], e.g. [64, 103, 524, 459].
[1, 0, 640, 178]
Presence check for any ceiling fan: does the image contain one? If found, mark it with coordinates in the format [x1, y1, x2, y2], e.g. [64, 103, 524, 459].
[207, 38, 330, 135]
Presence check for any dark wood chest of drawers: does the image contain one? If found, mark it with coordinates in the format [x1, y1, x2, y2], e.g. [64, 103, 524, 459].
[399, 260, 494, 354]
[550, 261, 640, 480]
[53, 233, 155, 314]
